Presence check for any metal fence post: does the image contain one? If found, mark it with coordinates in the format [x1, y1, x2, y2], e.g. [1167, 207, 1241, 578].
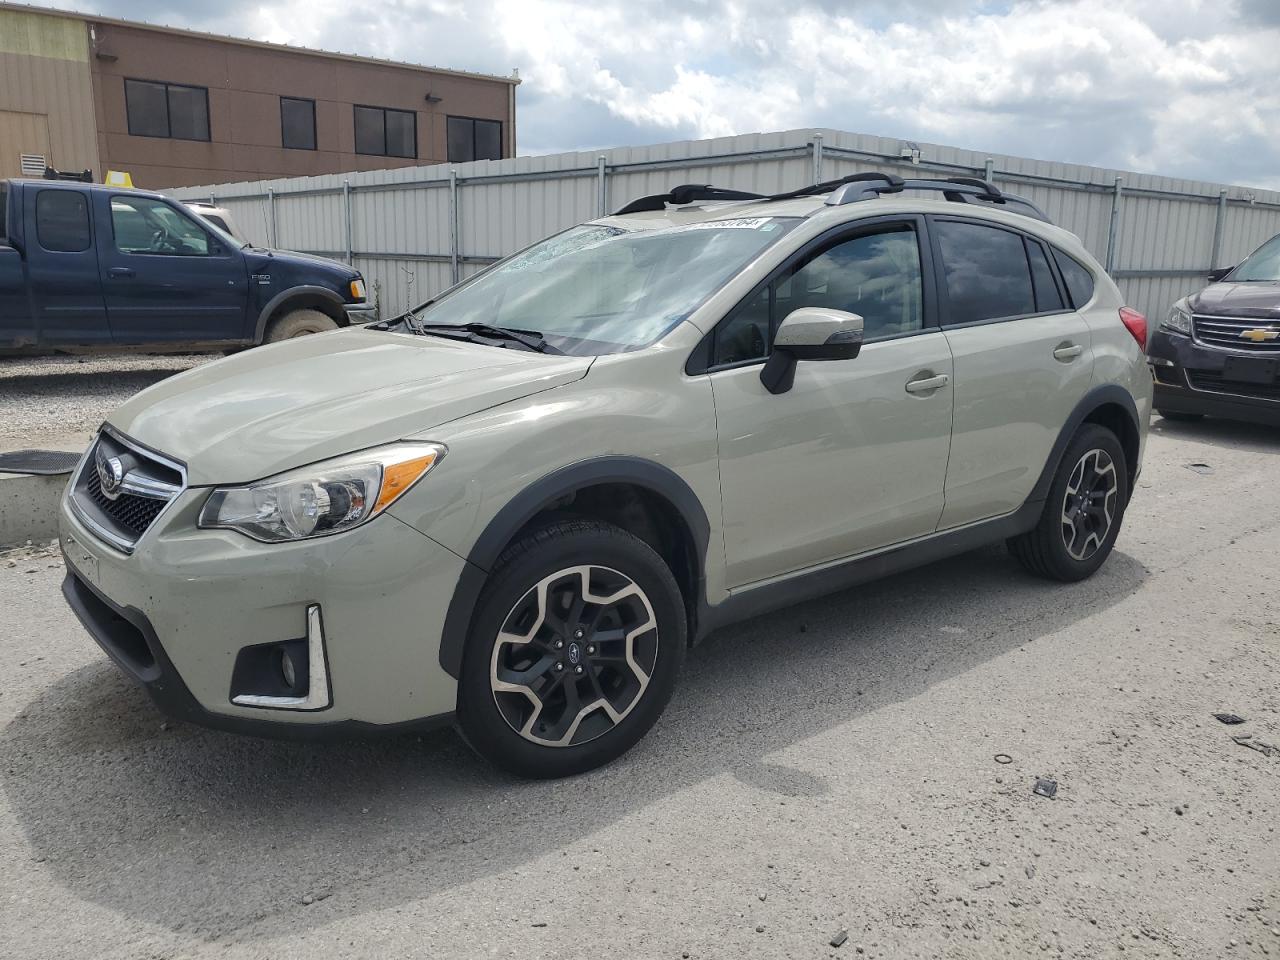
[448, 169, 461, 285]
[1105, 177, 1123, 272]
[1210, 189, 1228, 269]
[342, 180, 353, 265]
[811, 133, 824, 184]
[597, 155, 607, 216]
[983, 158, 994, 184]
[266, 188, 277, 249]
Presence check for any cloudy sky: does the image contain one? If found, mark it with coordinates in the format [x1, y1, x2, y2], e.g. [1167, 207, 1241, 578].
[37, 0, 1280, 188]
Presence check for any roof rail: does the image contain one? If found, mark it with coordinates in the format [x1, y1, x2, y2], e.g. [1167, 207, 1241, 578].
[611, 171, 1052, 223]
[826, 175, 1051, 222]
[613, 183, 766, 215]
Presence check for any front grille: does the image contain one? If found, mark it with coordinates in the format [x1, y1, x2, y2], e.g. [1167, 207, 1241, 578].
[1187, 370, 1280, 402]
[1192, 315, 1280, 353]
[84, 468, 168, 537]
[70, 430, 185, 552]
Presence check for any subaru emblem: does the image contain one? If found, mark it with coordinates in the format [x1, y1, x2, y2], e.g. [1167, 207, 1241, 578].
[95, 447, 126, 499]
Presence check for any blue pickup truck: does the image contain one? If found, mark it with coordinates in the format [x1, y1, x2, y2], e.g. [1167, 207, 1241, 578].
[0, 178, 374, 352]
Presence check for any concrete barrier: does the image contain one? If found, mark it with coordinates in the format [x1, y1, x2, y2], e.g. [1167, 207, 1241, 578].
[0, 472, 68, 547]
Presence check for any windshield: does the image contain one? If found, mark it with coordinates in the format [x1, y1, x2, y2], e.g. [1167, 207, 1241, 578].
[405, 217, 799, 355]
[1229, 234, 1280, 281]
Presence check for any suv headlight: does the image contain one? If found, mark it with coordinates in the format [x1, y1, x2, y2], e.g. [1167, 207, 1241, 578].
[198, 442, 444, 542]
[1163, 306, 1193, 335]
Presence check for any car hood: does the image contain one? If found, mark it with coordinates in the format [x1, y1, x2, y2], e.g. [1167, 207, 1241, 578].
[1187, 281, 1280, 318]
[107, 328, 593, 485]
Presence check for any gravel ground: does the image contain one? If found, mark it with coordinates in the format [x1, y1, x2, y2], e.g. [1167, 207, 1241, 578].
[0, 417, 1278, 960]
[0, 354, 211, 450]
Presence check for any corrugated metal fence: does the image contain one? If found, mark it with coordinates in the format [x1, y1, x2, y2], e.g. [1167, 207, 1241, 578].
[169, 128, 1280, 325]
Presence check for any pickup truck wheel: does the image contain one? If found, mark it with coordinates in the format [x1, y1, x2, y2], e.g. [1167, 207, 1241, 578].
[265, 308, 338, 342]
[457, 519, 686, 778]
[1007, 423, 1129, 583]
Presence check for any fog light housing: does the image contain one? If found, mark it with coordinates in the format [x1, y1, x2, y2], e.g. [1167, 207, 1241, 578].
[228, 605, 331, 711]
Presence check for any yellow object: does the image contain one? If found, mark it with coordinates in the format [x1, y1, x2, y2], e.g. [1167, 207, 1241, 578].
[1240, 328, 1278, 343]
[350, 278, 367, 301]
[373, 453, 439, 512]
[104, 170, 133, 188]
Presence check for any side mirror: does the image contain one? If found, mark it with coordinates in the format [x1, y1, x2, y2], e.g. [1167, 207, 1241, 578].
[760, 307, 864, 395]
[1207, 266, 1233, 282]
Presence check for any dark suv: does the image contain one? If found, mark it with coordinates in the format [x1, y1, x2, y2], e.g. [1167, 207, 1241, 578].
[1149, 233, 1280, 426]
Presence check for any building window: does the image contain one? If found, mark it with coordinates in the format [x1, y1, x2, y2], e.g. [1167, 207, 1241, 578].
[125, 79, 210, 141]
[354, 105, 416, 158]
[280, 97, 317, 151]
[447, 116, 502, 163]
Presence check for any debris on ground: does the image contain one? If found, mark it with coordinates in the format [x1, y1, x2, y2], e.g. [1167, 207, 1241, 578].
[830, 929, 849, 948]
[1185, 462, 1215, 475]
[994, 753, 1013, 764]
[1213, 712, 1246, 725]
[1232, 734, 1278, 758]
[1033, 779, 1058, 799]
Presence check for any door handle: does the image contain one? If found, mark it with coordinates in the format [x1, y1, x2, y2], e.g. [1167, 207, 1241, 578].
[905, 373, 949, 394]
[107, 267, 135, 279]
[1053, 343, 1083, 362]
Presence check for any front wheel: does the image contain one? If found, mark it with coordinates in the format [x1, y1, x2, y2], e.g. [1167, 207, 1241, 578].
[264, 308, 338, 342]
[1008, 423, 1129, 582]
[457, 520, 686, 778]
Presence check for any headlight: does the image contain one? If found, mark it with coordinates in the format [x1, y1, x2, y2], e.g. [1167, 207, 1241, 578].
[198, 442, 444, 542]
[350, 278, 367, 301]
[1163, 306, 1193, 335]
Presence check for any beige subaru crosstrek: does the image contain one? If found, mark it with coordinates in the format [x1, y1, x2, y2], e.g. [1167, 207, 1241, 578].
[59, 173, 1152, 777]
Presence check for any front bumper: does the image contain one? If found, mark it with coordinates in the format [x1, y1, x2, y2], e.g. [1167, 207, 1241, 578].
[58, 484, 468, 735]
[1148, 329, 1280, 427]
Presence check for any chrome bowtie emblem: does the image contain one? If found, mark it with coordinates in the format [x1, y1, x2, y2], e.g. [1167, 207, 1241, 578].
[95, 447, 126, 499]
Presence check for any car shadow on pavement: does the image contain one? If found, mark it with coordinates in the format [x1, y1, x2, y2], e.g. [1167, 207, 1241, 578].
[1151, 414, 1280, 454]
[0, 544, 1148, 943]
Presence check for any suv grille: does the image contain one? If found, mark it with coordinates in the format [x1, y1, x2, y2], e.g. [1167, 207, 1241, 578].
[1192, 315, 1280, 353]
[70, 431, 185, 553]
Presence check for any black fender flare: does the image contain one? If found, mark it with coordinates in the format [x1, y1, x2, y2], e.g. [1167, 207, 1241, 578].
[254, 286, 347, 341]
[437, 456, 712, 679]
[1027, 383, 1141, 505]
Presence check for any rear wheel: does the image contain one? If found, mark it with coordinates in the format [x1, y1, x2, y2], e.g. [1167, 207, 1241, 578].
[1008, 423, 1129, 582]
[1157, 409, 1203, 423]
[264, 308, 338, 342]
[457, 520, 686, 778]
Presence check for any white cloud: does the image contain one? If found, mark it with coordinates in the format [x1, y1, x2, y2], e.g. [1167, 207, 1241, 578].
[54, 0, 1280, 188]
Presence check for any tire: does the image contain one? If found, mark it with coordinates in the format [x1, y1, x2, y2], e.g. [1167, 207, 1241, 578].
[1007, 423, 1129, 583]
[264, 308, 338, 342]
[1157, 410, 1203, 423]
[457, 519, 686, 778]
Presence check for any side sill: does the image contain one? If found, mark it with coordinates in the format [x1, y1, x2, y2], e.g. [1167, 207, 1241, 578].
[695, 498, 1042, 640]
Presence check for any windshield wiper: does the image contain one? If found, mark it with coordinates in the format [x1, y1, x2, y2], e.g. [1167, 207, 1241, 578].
[417, 322, 558, 353]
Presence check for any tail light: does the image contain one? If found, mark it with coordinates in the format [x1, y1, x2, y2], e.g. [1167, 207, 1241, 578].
[1119, 307, 1147, 351]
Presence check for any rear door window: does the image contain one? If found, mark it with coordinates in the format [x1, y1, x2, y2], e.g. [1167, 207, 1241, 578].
[934, 220, 1035, 325]
[1026, 239, 1065, 312]
[1051, 248, 1096, 308]
[36, 189, 91, 253]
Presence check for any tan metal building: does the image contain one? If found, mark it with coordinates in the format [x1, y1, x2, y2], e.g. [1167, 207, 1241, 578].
[0, 2, 518, 188]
